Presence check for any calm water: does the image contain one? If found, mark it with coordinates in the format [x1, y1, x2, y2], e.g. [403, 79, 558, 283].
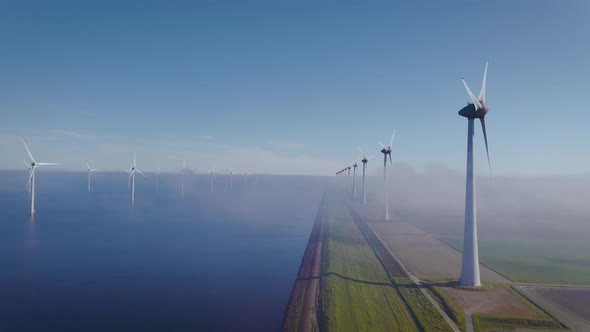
[0, 171, 326, 331]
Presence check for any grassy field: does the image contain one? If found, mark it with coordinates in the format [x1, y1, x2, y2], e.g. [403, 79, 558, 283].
[438, 236, 590, 285]
[319, 197, 419, 332]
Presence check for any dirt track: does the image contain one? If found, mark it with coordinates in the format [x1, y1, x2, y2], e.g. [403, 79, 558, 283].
[281, 196, 326, 332]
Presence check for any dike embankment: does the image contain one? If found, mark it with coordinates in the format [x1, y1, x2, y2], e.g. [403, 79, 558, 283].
[281, 195, 326, 332]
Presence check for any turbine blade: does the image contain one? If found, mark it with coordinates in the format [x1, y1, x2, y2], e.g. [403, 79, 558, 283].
[136, 169, 146, 177]
[478, 62, 488, 103]
[36, 162, 60, 166]
[368, 155, 375, 160]
[133, 153, 136, 167]
[23, 160, 30, 168]
[128, 172, 132, 189]
[463, 79, 482, 109]
[388, 154, 392, 166]
[21, 139, 36, 163]
[86, 162, 90, 170]
[26, 168, 34, 190]
[480, 118, 492, 178]
[377, 141, 385, 149]
[389, 129, 396, 147]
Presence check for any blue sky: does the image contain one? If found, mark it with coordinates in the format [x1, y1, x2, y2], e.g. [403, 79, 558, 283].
[1, 1, 589, 175]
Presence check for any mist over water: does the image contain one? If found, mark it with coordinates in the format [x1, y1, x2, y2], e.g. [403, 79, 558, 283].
[0, 171, 329, 331]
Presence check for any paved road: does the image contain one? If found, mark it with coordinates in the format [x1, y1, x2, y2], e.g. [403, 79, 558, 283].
[361, 215, 463, 332]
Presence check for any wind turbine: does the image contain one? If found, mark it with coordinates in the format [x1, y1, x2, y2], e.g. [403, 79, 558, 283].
[86, 162, 99, 192]
[359, 149, 374, 205]
[378, 130, 395, 221]
[181, 160, 186, 199]
[209, 164, 216, 193]
[128, 153, 145, 205]
[155, 167, 160, 191]
[23, 160, 32, 193]
[229, 170, 233, 190]
[458, 62, 492, 287]
[352, 163, 358, 197]
[22, 140, 59, 216]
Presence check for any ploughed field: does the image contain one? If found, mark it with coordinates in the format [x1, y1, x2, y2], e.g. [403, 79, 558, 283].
[535, 288, 590, 321]
[438, 237, 590, 285]
[366, 221, 508, 283]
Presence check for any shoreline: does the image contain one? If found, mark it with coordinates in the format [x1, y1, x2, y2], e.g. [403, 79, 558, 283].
[280, 195, 326, 332]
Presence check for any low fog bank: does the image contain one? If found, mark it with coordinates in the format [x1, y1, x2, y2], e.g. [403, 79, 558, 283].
[355, 163, 590, 241]
[2, 168, 589, 241]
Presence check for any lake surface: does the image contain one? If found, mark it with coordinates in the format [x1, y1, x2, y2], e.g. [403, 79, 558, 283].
[0, 171, 327, 331]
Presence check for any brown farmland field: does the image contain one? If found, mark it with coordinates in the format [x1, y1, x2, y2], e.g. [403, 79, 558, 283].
[535, 287, 590, 321]
[367, 220, 509, 283]
[441, 286, 534, 317]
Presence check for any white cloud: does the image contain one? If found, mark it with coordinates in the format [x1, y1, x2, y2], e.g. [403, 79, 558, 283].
[48, 129, 82, 138]
[268, 139, 307, 150]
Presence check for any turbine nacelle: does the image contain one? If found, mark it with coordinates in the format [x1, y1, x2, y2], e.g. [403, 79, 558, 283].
[459, 62, 492, 177]
[459, 103, 489, 119]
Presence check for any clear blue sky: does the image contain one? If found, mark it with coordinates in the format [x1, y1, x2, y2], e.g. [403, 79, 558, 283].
[1, 1, 588, 175]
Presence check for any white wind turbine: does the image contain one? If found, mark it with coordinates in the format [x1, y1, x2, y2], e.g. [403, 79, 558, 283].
[359, 149, 375, 205]
[352, 163, 358, 197]
[378, 130, 395, 221]
[209, 164, 216, 192]
[181, 160, 186, 199]
[457, 62, 492, 287]
[229, 170, 233, 191]
[86, 162, 99, 192]
[23, 160, 32, 193]
[155, 167, 160, 191]
[128, 153, 145, 205]
[22, 140, 60, 215]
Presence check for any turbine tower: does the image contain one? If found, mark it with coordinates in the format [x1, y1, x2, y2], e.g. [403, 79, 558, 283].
[359, 150, 374, 205]
[458, 62, 492, 287]
[378, 130, 395, 221]
[229, 170, 233, 190]
[352, 163, 358, 197]
[181, 160, 185, 199]
[128, 153, 145, 206]
[86, 162, 98, 192]
[209, 164, 216, 193]
[155, 167, 160, 191]
[22, 140, 59, 215]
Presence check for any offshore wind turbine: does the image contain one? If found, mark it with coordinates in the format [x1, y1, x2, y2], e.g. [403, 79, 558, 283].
[23, 160, 32, 193]
[378, 130, 395, 221]
[229, 170, 233, 190]
[22, 140, 59, 216]
[359, 149, 374, 205]
[155, 167, 160, 191]
[458, 62, 492, 287]
[180, 160, 186, 199]
[128, 153, 145, 205]
[209, 164, 216, 193]
[86, 162, 99, 192]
